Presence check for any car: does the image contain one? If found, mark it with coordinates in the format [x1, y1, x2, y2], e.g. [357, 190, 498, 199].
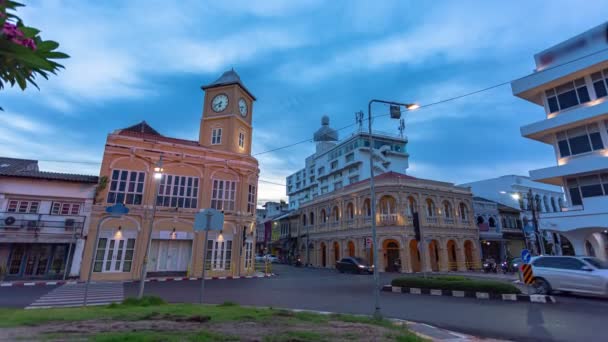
[510, 257, 523, 271]
[530, 255, 608, 296]
[336, 257, 374, 274]
[255, 255, 266, 262]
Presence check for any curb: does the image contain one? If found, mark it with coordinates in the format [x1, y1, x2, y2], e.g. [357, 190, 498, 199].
[383, 285, 556, 303]
[0, 274, 277, 287]
[0, 280, 84, 287]
[138, 273, 276, 283]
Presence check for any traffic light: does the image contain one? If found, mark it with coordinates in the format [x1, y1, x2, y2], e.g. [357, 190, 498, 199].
[413, 212, 421, 241]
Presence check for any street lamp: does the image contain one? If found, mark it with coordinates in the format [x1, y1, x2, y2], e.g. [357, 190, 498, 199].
[367, 99, 417, 320]
[137, 156, 164, 299]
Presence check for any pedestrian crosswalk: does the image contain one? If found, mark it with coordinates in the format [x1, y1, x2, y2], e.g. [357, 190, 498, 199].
[26, 282, 124, 309]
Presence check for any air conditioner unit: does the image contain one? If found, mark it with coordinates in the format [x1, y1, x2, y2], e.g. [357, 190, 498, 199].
[26, 220, 39, 230]
[65, 219, 76, 230]
[3, 216, 17, 227]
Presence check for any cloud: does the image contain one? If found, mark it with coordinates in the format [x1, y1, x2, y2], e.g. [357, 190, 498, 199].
[0, 112, 55, 133]
[207, 0, 323, 17]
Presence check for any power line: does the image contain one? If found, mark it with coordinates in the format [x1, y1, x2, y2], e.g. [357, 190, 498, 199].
[15, 45, 608, 186]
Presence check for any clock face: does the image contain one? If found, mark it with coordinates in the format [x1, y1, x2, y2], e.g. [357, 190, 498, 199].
[238, 98, 248, 117]
[211, 94, 228, 112]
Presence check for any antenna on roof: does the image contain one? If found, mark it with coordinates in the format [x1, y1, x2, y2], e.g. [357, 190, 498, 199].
[355, 111, 364, 132]
[398, 118, 405, 138]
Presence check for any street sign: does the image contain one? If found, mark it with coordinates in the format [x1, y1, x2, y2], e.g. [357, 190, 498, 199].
[520, 264, 534, 285]
[105, 203, 129, 217]
[194, 208, 224, 231]
[523, 223, 535, 233]
[521, 249, 532, 264]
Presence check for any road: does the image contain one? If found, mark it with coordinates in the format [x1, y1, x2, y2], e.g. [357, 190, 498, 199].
[2, 265, 608, 341]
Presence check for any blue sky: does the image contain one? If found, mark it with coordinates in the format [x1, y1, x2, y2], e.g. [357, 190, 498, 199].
[2, 0, 608, 203]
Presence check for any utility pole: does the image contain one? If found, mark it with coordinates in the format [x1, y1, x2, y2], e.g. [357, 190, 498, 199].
[528, 189, 545, 255]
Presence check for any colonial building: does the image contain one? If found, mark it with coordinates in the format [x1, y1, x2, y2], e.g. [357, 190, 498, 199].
[511, 22, 608, 260]
[286, 116, 409, 209]
[0, 157, 97, 280]
[80, 69, 259, 281]
[294, 172, 481, 273]
[461, 175, 565, 254]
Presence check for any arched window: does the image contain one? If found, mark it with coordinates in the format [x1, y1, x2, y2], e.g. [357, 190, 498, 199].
[443, 201, 452, 218]
[379, 195, 396, 215]
[426, 198, 436, 217]
[551, 197, 557, 212]
[459, 202, 468, 220]
[477, 216, 484, 225]
[489, 217, 496, 227]
[332, 206, 339, 222]
[363, 199, 371, 217]
[302, 214, 307, 226]
[407, 197, 417, 216]
[346, 202, 354, 219]
[543, 195, 550, 212]
[320, 209, 327, 223]
[309, 212, 314, 225]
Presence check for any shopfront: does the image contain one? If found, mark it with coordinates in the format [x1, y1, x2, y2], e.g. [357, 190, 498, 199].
[3, 243, 70, 280]
[148, 231, 193, 276]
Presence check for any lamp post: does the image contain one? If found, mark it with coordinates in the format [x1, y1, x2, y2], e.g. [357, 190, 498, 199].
[367, 99, 417, 320]
[500, 190, 545, 256]
[137, 156, 164, 299]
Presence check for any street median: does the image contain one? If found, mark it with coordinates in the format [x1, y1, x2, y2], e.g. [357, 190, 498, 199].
[386, 275, 556, 303]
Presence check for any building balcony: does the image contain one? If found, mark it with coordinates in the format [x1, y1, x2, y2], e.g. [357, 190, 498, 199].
[426, 216, 438, 224]
[443, 217, 455, 225]
[0, 212, 85, 243]
[460, 219, 471, 226]
[529, 153, 608, 185]
[378, 213, 397, 226]
[538, 196, 608, 233]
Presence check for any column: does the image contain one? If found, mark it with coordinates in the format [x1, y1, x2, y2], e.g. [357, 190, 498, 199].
[456, 242, 467, 272]
[400, 238, 412, 273]
[439, 242, 449, 272]
[420, 240, 432, 272]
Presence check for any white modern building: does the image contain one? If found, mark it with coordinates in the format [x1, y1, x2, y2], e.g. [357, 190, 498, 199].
[461, 175, 565, 255]
[286, 116, 409, 209]
[0, 157, 97, 280]
[511, 22, 608, 260]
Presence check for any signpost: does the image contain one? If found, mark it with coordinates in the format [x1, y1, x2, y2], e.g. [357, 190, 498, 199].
[520, 249, 534, 295]
[83, 204, 129, 306]
[193, 208, 224, 304]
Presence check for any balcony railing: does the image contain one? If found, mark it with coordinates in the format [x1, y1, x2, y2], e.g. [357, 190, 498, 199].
[0, 212, 85, 240]
[460, 219, 470, 226]
[426, 216, 438, 224]
[378, 213, 398, 225]
[443, 217, 455, 225]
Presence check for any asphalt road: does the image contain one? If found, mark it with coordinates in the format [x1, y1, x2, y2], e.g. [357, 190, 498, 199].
[2, 266, 608, 342]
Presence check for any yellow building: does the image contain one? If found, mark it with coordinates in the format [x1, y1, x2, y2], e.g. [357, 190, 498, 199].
[80, 70, 259, 281]
[295, 172, 482, 272]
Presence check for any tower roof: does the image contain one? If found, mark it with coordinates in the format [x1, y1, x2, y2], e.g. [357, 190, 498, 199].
[201, 68, 256, 100]
[119, 120, 161, 135]
[313, 115, 338, 142]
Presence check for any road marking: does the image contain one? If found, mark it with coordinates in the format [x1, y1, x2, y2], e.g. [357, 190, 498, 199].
[26, 282, 124, 309]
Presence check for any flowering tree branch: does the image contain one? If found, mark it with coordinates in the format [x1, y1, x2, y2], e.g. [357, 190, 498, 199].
[0, 1, 69, 110]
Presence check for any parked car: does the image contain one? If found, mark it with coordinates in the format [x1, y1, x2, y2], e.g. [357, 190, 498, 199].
[336, 257, 373, 274]
[510, 257, 523, 270]
[530, 256, 608, 296]
[255, 255, 266, 262]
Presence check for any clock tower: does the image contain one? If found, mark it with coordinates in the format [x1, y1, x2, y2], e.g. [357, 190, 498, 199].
[199, 69, 256, 155]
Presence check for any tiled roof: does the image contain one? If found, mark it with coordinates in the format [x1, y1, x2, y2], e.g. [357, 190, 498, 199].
[0, 157, 38, 173]
[473, 196, 496, 203]
[201, 69, 256, 100]
[344, 171, 417, 190]
[120, 121, 161, 135]
[0, 170, 98, 183]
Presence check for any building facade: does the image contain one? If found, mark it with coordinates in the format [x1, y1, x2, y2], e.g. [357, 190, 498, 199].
[473, 197, 527, 263]
[80, 69, 260, 281]
[286, 116, 409, 209]
[0, 157, 97, 280]
[461, 175, 565, 254]
[511, 22, 608, 260]
[294, 172, 481, 273]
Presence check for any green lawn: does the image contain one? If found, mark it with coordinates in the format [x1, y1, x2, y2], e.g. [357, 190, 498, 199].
[0, 297, 426, 341]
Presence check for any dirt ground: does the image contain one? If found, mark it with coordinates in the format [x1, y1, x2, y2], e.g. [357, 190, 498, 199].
[0, 314, 401, 341]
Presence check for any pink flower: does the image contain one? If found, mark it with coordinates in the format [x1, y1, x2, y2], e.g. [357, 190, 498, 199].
[22, 38, 36, 50]
[2, 22, 23, 39]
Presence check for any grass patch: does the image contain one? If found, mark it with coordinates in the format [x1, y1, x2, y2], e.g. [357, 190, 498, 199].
[119, 296, 167, 307]
[391, 276, 521, 294]
[92, 330, 239, 342]
[217, 301, 238, 307]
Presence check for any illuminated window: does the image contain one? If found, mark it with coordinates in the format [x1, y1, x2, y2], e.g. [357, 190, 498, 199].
[238, 132, 245, 148]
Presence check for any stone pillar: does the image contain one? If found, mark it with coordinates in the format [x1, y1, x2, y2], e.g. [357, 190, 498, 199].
[420, 240, 432, 272]
[400, 238, 412, 273]
[456, 243, 467, 272]
[439, 242, 449, 272]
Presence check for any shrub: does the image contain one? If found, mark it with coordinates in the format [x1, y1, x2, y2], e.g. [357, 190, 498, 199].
[218, 301, 239, 307]
[391, 276, 521, 294]
[120, 296, 166, 307]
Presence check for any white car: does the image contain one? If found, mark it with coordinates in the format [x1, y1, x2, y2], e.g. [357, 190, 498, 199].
[530, 256, 608, 296]
[264, 254, 279, 263]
